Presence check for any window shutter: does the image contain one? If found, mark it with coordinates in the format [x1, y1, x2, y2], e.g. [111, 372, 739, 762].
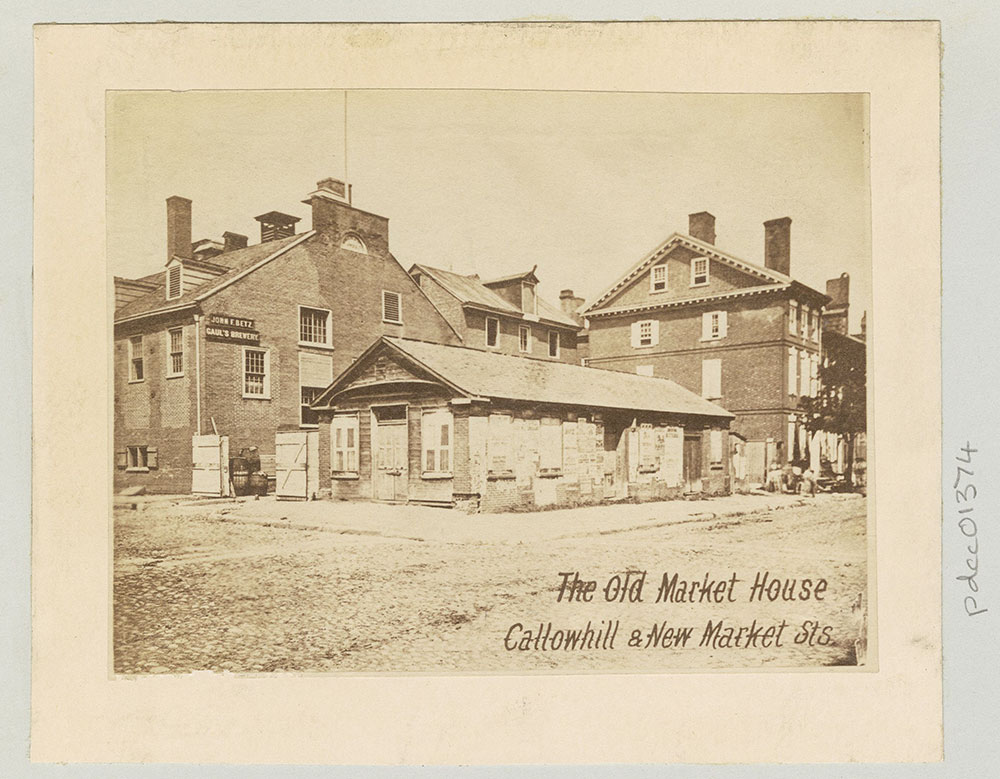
[630, 321, 640, 348]
[719, 311, 728, 338]
[701, 312, 711, 340]
[263, 350, 271, 399]
[147, 447, 158, 469]
[115, 449, 127, 469]
[650, 320, 660, 346]
[702, 358, 721, 398]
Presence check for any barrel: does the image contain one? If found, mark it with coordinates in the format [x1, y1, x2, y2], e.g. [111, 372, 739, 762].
[230, 457, 249, 496]
[248, 471, 269, 497]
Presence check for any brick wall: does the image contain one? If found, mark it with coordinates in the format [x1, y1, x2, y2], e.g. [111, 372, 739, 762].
[463, 309, 579, 363]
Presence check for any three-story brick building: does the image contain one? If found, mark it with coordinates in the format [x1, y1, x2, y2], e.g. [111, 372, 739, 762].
[583, 212, 831, 483]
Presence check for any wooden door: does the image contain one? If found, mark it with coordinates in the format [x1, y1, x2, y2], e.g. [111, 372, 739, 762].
[373, 415, 408, 502]
[683, 434, 702, 493]
[276, 431, 309, 500]
[192, 434, 230, 496]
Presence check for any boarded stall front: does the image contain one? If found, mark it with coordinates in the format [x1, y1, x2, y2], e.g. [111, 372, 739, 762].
[312, 336, 734, 512]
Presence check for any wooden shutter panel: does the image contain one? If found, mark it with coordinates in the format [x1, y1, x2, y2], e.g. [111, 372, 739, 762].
[115, 449, 127, 469]
[147, 447, 159, 469]
[719, 311, 728, 338]
[701, 312, 711, 340]
[630, 321, 640, 348]
[650, 320, 660, 346]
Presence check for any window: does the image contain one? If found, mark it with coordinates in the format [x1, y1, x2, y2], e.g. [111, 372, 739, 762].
[299, 306, 332, 347]
[519, 325, 531, 353]
[691, 257, 709, 286]
[300, 386, 323, 427]
[789, 301, 799, 336]
[801, 305, 811, 339]
[166, 263, 182, 300]
[331, 414, 359, 474]
[421, 409, 453, 475]
[382, 291, 402, 324]
[548, 331, 560, 358]
[631, 319, 659, 348]
[486, 316, 500, 347]
[340, 233, 367, 254]
[635, 365, 654, 377]
[242, 347, 270, 398]
[166, 327, 183, 377]
[811, 310, 820, 342]
[124, 445, 157, 471]
[710, 430, 724, 466]
[702, 358, 722, 399]
[810, 352, 820, 397]
[788, 346, 798, 394]
[650, 264, 667, 292]
[799, 350, 810, 396]
[539, 418, 563, 472]
[701, 310, 728, 341]
[128, 336, 144, 382]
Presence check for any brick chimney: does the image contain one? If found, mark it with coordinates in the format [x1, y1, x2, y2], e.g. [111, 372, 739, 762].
[559, 289, 586, 322]
[166, 196, 192, 260]
[223, 231, 248, 252]
[688, 212, 716, 245]
[822, 272, 851, 335]
[763, 217, 791, 276]
[302, 177, 352, 233]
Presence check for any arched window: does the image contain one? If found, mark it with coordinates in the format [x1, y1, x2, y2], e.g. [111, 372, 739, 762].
[340, 233, 368, 254]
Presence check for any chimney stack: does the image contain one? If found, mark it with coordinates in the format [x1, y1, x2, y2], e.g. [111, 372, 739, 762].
[688, 212, 716, 245]
[822, 272, 851, 335]
[166, 196, 192, 260]
[302, 177, 352, 233]
[223, 231, 248, 253]
[559, 289, 586, 322]
[763, 217, 791, 276]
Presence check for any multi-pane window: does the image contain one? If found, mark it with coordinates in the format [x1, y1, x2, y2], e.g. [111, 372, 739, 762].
[166, 264, 182, 300]
[331, 414, 359, 474]
[519, 325, 531, 353]
[243, 347, 270, 398]
[421, 409, 453, 474]
[701, 310, 728, 340]
[639, 321, 653, 346]
[548, 331, 560, 358]
[789, 301, 799, 335]
[801, 305, 811, 339]
[691, 257, 709, 286]
[486, 317, 500, 347]
[127, 445, 147, 469]
[166, 327, 183, 376]
[299, 306, 331, 346]
[650, 264, 667, 292]
[382, 291, 402, 323]
[632, 319, 659, 348]
[128, 336, 144, 382]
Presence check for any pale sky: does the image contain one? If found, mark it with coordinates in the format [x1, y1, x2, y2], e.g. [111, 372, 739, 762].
[108, 90, 870, 331]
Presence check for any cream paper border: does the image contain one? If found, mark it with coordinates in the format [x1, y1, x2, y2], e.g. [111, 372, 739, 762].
[32, 22, 941, 764]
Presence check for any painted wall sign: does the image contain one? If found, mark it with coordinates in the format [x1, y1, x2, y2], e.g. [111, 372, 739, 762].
[205, 314, 260, 344]
[207, 314, 255, 330]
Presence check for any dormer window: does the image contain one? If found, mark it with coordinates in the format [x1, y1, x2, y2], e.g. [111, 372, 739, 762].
[340, 233, 368, 254]
[650, 264, 667, 292]
[166, 262, 182, 300]
[521, 282, 537, 315]
[690, 257, 709, 286]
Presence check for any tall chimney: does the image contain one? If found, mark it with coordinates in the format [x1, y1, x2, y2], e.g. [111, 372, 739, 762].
[303, 177, 351, 233]
[823, 272, 851, 335]
[688, 212, 716, 245]
[559, 289, 586, 322]
[223, 231, 249, 253]
[166, 196, 192, 260]
[763, 217, 791, 276]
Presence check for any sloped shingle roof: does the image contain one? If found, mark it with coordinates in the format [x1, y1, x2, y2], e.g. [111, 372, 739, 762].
[412, 264, 579, 328]
[379, 337, 733, 419]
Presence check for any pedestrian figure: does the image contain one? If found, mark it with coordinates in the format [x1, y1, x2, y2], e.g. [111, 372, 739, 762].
[799, 467, 817, 497]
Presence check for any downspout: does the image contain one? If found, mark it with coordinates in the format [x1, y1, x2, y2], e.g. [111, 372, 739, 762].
[194, 313, 202, 435]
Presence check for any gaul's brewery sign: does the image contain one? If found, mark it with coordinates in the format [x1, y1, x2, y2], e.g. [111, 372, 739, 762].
[205, 314, 260, 344]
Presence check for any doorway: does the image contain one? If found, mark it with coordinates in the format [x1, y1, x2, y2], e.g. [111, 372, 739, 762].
[372, 405, 409, 502]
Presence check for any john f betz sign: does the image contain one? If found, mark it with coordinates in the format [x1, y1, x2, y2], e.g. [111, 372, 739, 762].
[205, 314, 260, 344]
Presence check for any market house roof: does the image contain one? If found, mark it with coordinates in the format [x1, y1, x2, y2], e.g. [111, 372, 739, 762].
[314, 336, 734, 420]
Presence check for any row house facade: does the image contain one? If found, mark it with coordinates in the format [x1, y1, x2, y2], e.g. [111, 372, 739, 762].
[583, 212, 832, 483]
[408, 264, 584, 363]
[113, 178, 461, 493]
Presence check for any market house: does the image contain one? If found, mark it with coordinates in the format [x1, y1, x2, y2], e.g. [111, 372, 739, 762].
[311, 336, 734, 512]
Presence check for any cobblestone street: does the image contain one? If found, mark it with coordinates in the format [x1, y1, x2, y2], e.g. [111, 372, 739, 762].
[114, 493, 868, 674]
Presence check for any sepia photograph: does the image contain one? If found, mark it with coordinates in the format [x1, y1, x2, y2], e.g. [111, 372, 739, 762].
[110, 88, 872, 675]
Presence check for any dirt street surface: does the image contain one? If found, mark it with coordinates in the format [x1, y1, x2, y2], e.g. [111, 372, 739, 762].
[114, 493, 868, 674]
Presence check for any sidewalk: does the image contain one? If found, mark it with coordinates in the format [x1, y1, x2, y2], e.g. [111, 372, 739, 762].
[126, 491, 862, 544]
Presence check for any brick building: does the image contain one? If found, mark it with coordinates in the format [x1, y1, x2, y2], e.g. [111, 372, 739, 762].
[312, 336, 733, 512]
[583, 212, 832, 483]
[408, 265, 584, 363]
[113, 178, 461, 493]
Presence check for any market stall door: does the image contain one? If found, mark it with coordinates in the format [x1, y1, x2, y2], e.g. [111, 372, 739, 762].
[192, 434, 230, 496]
[683, 434, 703, 493]
[373, 409, 408, 503]
[275, 430, 318, 500]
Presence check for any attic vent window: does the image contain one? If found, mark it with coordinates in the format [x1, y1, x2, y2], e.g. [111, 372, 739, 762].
[340, 234, 368, 254]
[382, 291, 402, 324]
[166, 264, 182, 300]
[691, 257, 709, 286]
